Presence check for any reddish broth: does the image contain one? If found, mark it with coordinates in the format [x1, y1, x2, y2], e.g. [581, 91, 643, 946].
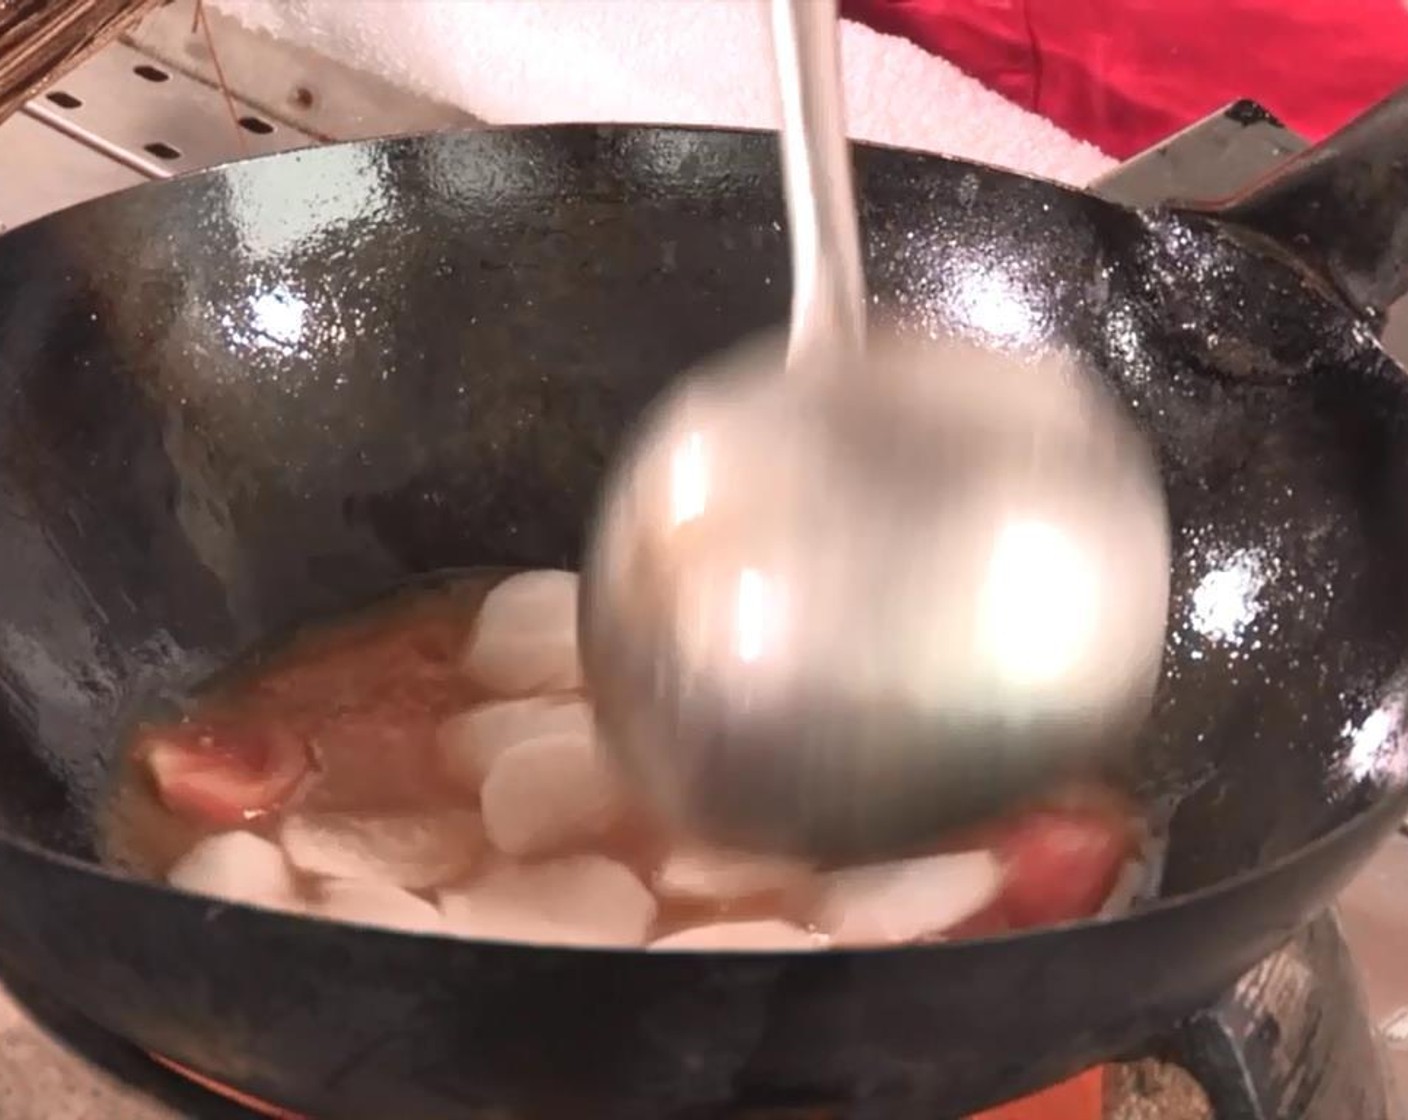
[103, 572, 1144, 946]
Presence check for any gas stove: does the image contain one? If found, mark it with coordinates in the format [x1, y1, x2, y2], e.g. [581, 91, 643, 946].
[0, 10, 1406, 1119]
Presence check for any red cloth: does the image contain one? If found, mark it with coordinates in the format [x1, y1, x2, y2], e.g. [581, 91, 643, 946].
[842, 0, 1408, 157]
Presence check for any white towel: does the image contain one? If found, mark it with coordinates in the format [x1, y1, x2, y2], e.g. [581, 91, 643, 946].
[209, 0, 1114, 186]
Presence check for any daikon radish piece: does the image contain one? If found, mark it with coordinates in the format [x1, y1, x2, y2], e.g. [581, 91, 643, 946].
[479, 731, 622, 856]
[143, 722, 310, 827]
[1097, 858, 1147, 921]
[650, 920, 825, 951]
[461, 570, 582, 694]
[816, 850, 1004, 946]
[281, 808, 481, 890]
[167, 831, 299, 912]
[1098, 825, 1166, 920]
[440, 854, 656, 948]
[436, 695, 593, 790]
[653, 844, 812, 903]
[309, 879, 444, 935]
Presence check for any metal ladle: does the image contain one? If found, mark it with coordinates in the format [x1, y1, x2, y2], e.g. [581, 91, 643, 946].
[579, 0, 1172, 861]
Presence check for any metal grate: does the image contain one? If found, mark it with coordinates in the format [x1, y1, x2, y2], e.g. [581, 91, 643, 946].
[0, 0, 477, 233]
[24, 41, 312, 178]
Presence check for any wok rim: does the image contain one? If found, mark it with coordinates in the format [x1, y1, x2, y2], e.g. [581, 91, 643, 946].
[0, 774, 1400, 960]
[0, 121, 1101, 247]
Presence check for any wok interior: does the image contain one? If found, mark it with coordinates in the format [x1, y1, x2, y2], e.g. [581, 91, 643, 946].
[0, 127, 1405, 905]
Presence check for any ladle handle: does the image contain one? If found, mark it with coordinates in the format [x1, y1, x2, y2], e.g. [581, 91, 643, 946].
[769, 0, 868, 368]
[1213, 85, 1408, 319]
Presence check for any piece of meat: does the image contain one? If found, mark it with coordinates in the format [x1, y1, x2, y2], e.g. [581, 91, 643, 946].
[141, 720, 311, 827]
[866, 802, 1142, 941]
[996, 807, 1135, 928]
[461, 570, 583, 695]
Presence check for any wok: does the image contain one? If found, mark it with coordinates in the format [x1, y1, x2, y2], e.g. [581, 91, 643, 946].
[0, 86, 1405, 1119]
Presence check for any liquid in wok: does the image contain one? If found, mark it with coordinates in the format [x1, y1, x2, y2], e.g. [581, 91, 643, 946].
[106, 569, 1160, 949]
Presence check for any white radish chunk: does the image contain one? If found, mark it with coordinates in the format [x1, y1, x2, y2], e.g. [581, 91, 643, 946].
[280, 808, 481, 890]
[650, 920, 826, 951]
[1099, 827, 1167, 920]
[815, 850, 1003, 946]
[309, 879, 444, 935]
[167, 831, 299, 912]
[479, 731, 622, 856]
[462, 570, 583, 694]
[653, 845, 812, 903]
[440, 854, 656, 947]
[1096, 858, 1146, 921]
[436, 696, 593, 791]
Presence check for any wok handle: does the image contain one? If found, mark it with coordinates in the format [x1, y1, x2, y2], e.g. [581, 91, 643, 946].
[1155, 1008, 1272, 1120]
[1210, 83, 1408, 320]
[1143, 912, 1396, 1120]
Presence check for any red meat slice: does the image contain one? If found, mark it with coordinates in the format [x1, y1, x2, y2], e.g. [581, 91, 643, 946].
[996, 807, 1134, 928]
[141, 720, 312, 827]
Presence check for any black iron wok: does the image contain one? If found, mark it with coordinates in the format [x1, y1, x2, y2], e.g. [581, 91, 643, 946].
[0, 87, 1406, 1120]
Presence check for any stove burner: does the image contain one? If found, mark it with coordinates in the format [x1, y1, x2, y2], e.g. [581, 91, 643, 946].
[146, 1054, 309, 1120]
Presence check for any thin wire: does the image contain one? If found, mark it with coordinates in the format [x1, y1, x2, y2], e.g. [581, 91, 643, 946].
[194, 0, 248, 157]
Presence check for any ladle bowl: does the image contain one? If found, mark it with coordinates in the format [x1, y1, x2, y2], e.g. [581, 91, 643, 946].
[579, 0, 1172, 858]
